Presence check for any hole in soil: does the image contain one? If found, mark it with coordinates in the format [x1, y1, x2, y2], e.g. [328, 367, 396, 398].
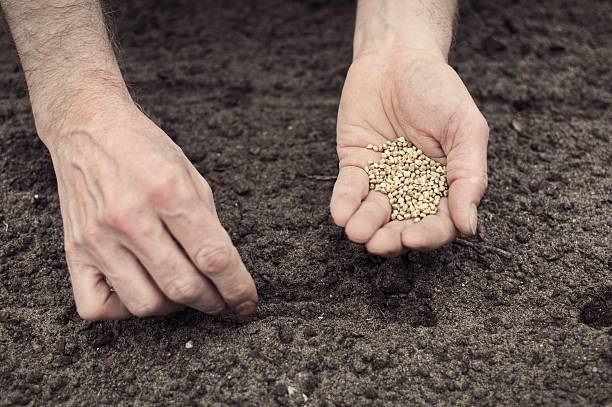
[411, 304, 438, 328]
[579, 288, 612, 328]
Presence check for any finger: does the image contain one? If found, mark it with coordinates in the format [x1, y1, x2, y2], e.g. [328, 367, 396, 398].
[66, 171, 178, 319]
[344, 190, 392, 243]
[66, 253, 131, 321]
[336, 145, 381, 168]
[96, 243, 183, 317]
[158, 173, 257, 318]
[365, 221, 405, 257]
[330, 166, 369, 227]
[331, 144, 381, 227]
[399, 198, 457, 251]
[119, 215, 231, 316]
[366, 198, 456, 255]
[188, 166, 218, 214]
[187, 168, 253, 316]
[444, 112, 489, 236]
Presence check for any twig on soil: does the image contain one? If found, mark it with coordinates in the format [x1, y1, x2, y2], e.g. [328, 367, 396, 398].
[454, 238, 513, 259]
[304, 175, 336, 181]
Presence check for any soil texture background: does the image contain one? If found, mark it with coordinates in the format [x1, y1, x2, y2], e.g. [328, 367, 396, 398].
[0, 0, 611, 405]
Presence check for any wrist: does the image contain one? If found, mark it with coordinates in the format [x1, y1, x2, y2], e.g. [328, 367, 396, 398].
[353, 0, 455, 61]
[30, 73, 134, 147]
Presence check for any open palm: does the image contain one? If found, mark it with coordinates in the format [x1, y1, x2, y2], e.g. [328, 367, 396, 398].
[331, 51, 488, 256]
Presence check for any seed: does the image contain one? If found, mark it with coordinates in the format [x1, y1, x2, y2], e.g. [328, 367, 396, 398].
[366, 138, 448, 222]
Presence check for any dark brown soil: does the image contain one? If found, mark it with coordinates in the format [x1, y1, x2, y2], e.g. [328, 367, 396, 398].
[1, 0, 611, 405]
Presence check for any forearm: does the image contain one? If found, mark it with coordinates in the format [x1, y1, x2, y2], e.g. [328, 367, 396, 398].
[1, 0, 132, 143]
[354, 0, 457, 60]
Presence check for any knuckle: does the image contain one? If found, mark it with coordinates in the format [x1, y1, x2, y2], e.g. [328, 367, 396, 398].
[127, 296, 165, 318]
[198, 179, 213, 197]
[223, 282, 252, 303]
[196, 244, 233, 275]
[198, 181, 215, 207]
[344, 222, 368, 244]
[470, 170, 489, 194]
[164, 276, 201, 304]
[103, 203, 144, 232]
[147, 168, 183, 203]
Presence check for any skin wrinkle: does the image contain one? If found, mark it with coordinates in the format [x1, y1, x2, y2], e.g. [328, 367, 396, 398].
[378, 72, 405, 141]
[386, 56, 446, 156]
[439, 102, 464, 154]
[356, 0, 456, 58]
[338, 121, 387, 147]
[386, 59, 451, 161]
[337, 147, 376, 168]
[388, 87, 447, 161]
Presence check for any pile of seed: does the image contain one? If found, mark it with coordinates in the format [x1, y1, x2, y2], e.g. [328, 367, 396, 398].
[365, 137, 448, 222]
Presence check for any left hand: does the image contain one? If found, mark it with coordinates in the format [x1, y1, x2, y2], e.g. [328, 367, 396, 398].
[330, 50, 489, 256]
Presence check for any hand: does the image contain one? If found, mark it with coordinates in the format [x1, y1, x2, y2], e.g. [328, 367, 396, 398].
[47, 103, 258, 320]
[330, 50, 489, 255]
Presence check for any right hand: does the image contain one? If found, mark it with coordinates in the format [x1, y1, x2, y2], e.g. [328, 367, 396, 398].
[46, 103, 258, 320]
[331, 50, 488, 255]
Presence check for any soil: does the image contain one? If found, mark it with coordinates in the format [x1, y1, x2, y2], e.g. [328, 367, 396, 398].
[0, 0, 611, 405]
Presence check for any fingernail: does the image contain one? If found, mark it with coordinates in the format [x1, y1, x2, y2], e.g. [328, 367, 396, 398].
[235, 301, 256, 318]
[469, 205, 478, 236]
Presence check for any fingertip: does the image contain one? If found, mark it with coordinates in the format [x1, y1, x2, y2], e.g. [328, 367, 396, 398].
[366, 228, 403, 257]
[235, 300, 257, 319]
[75, 290, 132, 321]
[330, 192, 360, 227]
[468, 204, 478, 236]
[330, 166, 369, 226]
[448, 180, 483, 236]
[399, 207, 457, 251]
[400, 228, 430, 252]
[69, 264, 132, 321]
[344, 217, 371, 243]
[102, 295, 133, 320]
[449, 206, 475, 236]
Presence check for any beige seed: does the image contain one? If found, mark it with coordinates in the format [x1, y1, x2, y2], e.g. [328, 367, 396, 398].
[366, 137, 448, 222]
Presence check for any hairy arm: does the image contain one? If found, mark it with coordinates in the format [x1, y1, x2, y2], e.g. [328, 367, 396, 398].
[354, 0, 457, 60]
[0, 0, 131, 143]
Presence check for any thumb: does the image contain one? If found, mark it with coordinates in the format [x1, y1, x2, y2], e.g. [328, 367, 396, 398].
[444, 110, 489, 236]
